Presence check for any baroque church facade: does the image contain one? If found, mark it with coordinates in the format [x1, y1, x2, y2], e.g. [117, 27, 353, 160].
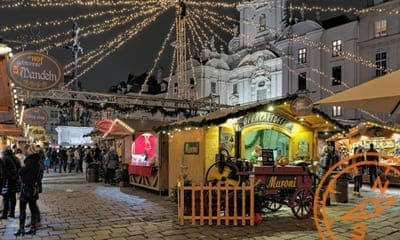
[166, 0, 400, 124]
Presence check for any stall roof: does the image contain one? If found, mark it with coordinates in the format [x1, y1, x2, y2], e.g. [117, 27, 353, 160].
[155, 95, 347, 132]
[329, 121, 400, 140]
[103, 118, 165, 137]
[0, 124, 23, 136]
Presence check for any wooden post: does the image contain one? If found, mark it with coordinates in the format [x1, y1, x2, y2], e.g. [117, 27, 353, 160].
[208, 182, 212, 225]
[178, 181, 184, 225]
[217, 182, 221, 225]
[191, 183, 195, 225]
[234, 184, 238, 225]
[200, 184, 204, 225]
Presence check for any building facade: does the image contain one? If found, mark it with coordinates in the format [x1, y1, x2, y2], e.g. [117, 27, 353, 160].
[167, 0, 400, 125]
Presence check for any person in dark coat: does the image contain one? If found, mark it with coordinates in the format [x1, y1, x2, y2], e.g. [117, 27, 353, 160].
[1, 148, 19, 219]
[14, 144, 40, 236]
[367, 143, 379, 187]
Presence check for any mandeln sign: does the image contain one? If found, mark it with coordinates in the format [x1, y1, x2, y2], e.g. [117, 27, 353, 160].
[7, 51, 63, 91]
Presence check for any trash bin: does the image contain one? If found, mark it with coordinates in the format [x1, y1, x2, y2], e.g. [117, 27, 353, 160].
[86, 163, 99, 182]
[333, 177, 348, 203]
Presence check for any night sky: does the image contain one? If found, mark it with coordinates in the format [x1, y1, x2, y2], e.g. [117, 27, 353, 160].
[0, 0, 362, 92]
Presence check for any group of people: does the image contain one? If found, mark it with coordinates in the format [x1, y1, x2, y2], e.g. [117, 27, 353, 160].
[43, 144, 120, 185]
[43, 145, 91, 174]
[0, 144, 43, 236]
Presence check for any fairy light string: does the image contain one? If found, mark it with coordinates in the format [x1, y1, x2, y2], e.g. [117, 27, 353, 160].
[0, 7, 135, 33]
[166, 48, 177, 98]
[64, 8, 168, 89]
[139, 21, 176, 95]
[63, 6, 162, 72]
[189, 9, 228, 46]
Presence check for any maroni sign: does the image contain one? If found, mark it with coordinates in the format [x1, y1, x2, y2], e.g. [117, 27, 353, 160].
[7, 51, 63, 91]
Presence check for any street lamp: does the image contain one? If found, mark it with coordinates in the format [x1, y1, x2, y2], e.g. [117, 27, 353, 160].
[0, 43, 12, 56]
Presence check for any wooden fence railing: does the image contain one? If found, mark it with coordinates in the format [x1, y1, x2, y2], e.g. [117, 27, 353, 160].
[178, 179, 254, 226]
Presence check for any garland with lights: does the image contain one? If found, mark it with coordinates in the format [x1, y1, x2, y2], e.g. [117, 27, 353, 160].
[25, 98, 195, 119]
[155, 95, 348, 132]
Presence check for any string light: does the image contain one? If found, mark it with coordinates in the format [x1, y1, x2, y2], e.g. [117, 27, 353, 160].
[63, 6, 162, 73]
[186, 1, 237, 9]
[192, 8, 235, 36]
[64, 8, 168, 89]
[39, 4, 155, 52]
[189, 10, 228, 46]
[0, 7, 135, 33]
[139, 21, 176, 95]
[187, 29, 200, 54]
[186, 16, 206, 47]
[186, 36, 198, 99]
[166, 48, 177, 98]
[0, 0, 160, 9]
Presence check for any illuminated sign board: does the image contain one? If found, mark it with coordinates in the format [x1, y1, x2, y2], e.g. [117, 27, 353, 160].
[7, 51, 63, 91]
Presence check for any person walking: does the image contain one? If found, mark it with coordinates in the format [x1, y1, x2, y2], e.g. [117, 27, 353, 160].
[367, 143, 379, 187]
[351, 147, 364, 197]
[14, 144, 41, 236]
[104, 147, 119, 185]
[1, 147, 20, 219]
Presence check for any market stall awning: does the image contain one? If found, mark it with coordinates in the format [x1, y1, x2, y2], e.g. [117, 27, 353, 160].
[0, 124, 23, 136]
[103, 118, 165, 137]
[315, 69, 400, 114]
[156, 95, 345, 132]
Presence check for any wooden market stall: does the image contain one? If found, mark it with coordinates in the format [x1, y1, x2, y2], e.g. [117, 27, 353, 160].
[101, 118, 168, 192]
[331, 121, 400, 184]
[156, 95, 345, 192]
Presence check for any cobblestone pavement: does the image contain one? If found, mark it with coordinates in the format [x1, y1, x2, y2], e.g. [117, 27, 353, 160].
[0, 172, 399, 239]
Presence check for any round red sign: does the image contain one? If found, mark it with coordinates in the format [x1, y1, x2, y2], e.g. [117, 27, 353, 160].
[96, 120, 116, 133]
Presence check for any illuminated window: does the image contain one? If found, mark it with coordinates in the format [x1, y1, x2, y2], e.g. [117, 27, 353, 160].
[259, 14, 266, 31]
[375, 50, 387, 77]
[298, 72, 306, 91]
[375, 19, 387, 37]
[332, 66, 342, 86]
[332, 106, 342, 117]
[298, 48, 307, 64]
[332, 40, 342, 57]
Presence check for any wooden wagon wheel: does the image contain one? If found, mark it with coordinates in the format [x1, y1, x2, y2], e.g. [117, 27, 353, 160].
[264, 197, 282, 212]
[205, 162, 241, 186]
[290, 188, 314, 219]
[256, 184, 282, 212]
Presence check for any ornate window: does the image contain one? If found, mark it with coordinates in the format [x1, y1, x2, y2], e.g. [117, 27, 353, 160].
[375, 19, 387, 38]
[298, 48, 307, 64]
[332, 40, 342, 57]
[256, 80, 270, 101]
[375, 50, 387, 77]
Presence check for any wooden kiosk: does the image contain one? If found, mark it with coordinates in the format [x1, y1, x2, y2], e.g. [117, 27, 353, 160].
[156, 96, 345, 193]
